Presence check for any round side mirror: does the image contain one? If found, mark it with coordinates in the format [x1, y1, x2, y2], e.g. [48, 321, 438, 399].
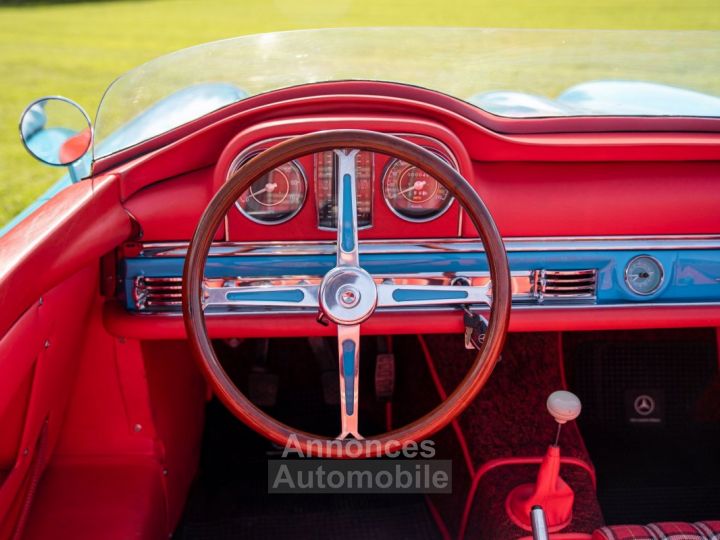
[19, 96, 92, 167]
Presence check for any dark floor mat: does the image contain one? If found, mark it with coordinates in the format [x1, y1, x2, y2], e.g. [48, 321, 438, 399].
[175, 403, 440, 540]
[566, 329, 720, 524]
[178, 490, 439, 540]
[175, 339, 441, 540]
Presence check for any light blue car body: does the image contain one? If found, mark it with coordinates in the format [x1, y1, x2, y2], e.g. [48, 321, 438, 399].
[469, 80, 720, 118]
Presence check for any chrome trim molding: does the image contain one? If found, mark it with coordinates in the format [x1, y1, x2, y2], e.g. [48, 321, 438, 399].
[380, 150, 455, 224]
[131, 270, 598, 312]
[230, 150, 309, 226]
[136, 234, 720, 258]
[124, 301, 720, 318]
[533, 269, 598, 304]
[134, 276, 182, 310]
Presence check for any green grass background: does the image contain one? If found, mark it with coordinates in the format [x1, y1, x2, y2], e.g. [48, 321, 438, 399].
[1, 0, 718, 226]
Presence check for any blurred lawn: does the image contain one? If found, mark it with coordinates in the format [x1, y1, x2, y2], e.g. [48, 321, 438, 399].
[0, 0, 718, 226]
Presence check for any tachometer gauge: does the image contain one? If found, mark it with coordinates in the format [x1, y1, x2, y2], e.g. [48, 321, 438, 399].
[382, 158, 452, 222]
[625, 255, 664, 296]
[235, 160, 307, 224]
[315, 150, 373, 229]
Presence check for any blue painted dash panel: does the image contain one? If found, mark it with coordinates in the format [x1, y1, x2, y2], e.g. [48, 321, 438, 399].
[122, 248, 720, 310]
[392, 288, 468, 302]
[226, 289, 305, 303]
[340, 173, 355, 253]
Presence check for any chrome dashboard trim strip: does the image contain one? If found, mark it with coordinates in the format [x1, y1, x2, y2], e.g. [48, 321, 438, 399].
[136, 234, 720, 258]
[131, 271, 542, 311]
[129, 269, 599, 312]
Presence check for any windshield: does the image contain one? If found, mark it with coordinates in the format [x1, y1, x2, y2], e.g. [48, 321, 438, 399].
[94, 28, 720, 159]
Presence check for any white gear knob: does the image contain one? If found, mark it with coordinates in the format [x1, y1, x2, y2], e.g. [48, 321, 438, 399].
[547, 390, 582, 425]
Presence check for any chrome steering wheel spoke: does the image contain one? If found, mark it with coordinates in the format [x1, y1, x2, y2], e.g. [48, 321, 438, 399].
[335, 149, 360, 268]
[376, 283, 491, 308]
[328, 149, 367, 439]
[336, 323, 362, 439]
[203, 284, 319, 309]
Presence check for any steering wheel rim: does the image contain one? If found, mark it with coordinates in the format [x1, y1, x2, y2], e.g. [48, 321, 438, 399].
[183, 129, 511, 458]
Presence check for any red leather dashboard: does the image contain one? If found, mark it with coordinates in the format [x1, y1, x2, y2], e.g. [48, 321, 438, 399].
[114, 82, 720, 243]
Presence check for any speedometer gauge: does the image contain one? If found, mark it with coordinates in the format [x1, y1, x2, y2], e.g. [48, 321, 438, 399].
[382, 157, 452, 222]
[235, 160, 307, 224]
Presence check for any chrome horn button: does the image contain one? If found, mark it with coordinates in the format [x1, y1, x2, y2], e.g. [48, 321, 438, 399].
[338, 285, 361, 308]
[319, 267, 378, 325]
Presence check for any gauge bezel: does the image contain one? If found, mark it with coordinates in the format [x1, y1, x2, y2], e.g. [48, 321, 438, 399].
[381, 149, 455, 223]
[229, 149, 308, 226]
[624, 254, 665, 296]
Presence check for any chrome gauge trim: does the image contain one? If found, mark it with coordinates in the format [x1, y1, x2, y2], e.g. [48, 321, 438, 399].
[381, 149, 455, 223]
[229, 150, 308, 226]
[624, 254, 665, 296]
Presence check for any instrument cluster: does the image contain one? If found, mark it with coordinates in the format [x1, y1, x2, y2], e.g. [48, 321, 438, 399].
[227, 136, 458, 230]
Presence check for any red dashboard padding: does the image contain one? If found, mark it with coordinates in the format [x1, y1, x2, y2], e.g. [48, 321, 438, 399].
[0, 174, 130, 337]
[466, 161, 720, 237]
[123, 168, 223, 242]
[86, 81, 720, 245]
[592, 521, 720, 540]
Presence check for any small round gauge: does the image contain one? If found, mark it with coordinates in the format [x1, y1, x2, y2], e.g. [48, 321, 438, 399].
[234, 160, 307, 224]
[625, 255, 664, 296]
[382, 158, 453, 222]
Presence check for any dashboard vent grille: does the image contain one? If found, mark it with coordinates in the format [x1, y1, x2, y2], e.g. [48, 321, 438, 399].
[534, 269, 597, 303]
[134, 276, 182, 310]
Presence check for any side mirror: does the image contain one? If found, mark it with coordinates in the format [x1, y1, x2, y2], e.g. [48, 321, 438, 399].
[19, 96, 92, 168]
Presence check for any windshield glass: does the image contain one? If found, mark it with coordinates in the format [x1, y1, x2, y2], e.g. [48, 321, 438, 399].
[94, 28, 720, 159]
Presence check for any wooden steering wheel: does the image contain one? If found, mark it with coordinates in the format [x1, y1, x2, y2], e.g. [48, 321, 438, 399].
[183, 130, 511, 458]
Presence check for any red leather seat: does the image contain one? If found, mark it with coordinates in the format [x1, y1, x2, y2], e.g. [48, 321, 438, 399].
[593, 521, 720, 540]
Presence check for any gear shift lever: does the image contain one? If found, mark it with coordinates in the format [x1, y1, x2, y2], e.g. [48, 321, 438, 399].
[547, 390, 582, 446]
[506, 390, 582, 532]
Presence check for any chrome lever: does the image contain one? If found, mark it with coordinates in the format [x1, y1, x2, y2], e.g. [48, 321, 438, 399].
[530, 505, 549, 540]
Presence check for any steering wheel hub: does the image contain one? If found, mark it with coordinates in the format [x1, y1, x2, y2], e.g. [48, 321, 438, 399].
[320, 266, 377, 325]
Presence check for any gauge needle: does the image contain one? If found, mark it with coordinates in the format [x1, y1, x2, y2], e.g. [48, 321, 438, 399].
[629, 271, 652, 282]
[252, 182, 278, 197]
[394, 180, 427, 198]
